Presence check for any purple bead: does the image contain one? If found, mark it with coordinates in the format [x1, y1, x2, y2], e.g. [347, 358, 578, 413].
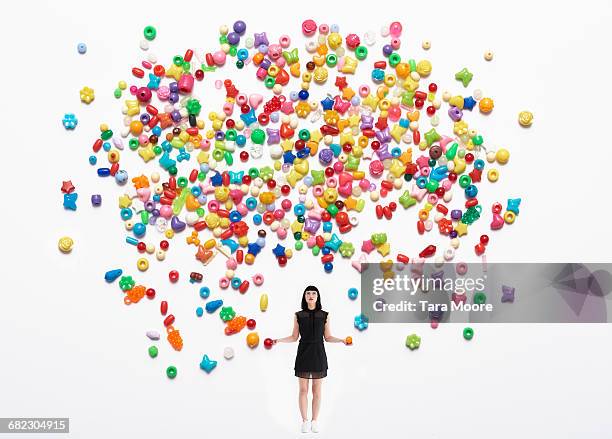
[148, 215, 157, 225]
[260, 58, 271, 70]
[375, 143, 393, 161]
[449, 230, 458, 239]
[215, 131, 225, 141]
[253, 32, 269, 47]
[140, 113, 151, 124]
[144, 200, 156, 212]
[375, 127, 391, 144]
[91, 194, 102, 206]
[197, 194, 207, 204]
[171, 110, 182, 122]
[227, 32, 240, 46]
[382, 44, 393, 56]
[360, 114, 374, 130]
[304, 218, 321, 234]
[450, 209, 463, 220]
[171, 216, 186, 232]
[318, 148, 334, 165]
[233, 20, 246, 35]
[168, 92, 179, 104]
[266, 128, 280, 145]
[448, 106, 463, 122]
[169, 82, 179, 93]
[152, 209, 160, 217]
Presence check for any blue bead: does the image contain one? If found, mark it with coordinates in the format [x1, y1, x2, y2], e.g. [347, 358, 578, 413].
[77, 43, 87, 54]
[199, 287, 211, 299]
[97, 168, 111, 177]
[88, 155, 97, 165]
[322, 222, 332, 233]
[120, 208, 133, 220]
[104, 269, 123, 282]
[191, 186, 202, 197]
[298, 90, 309, 100]
[229, 211, 242, 222]
[253, 214, 262, 225]
[231, 277, 242, 289]
[416, 176, 428, 189]
[322, 247, 331, 255]
[115, 170, 128, 185]
[348, 288, 359, 300]
[465, 184, 478, 198]
[133, 223, 146, 237]
[324, 262, 333, 272]
[237, 48, 249, 60]
[125, 236, 138, 245]
[152, 126, 162, 136]
[391, 147, 401, 157]
[473, 159, 485, 170]
[196, 307, 204, 317]
[293, 204, 306, 216]
[102, 142, 111, 152]
[205, 299, 223, 313]
[236, 135, 246, 146]
[246, 197, 258, 210]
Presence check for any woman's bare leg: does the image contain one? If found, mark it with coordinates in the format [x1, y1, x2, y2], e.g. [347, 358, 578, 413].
[311, 379, 322, 421]
[298, 378, 309, 421]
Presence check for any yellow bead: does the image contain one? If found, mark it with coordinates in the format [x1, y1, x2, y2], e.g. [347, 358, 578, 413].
[416, 60, 432, 77]
[58, 236, 74, 253]
[518, 111, 534, 127]
[165, 229, 175, 239]
[137, 258, 149, 271]
[495, 148, 510, 165]
[118, 81, 127, 90]
[487, 169, 499, 182]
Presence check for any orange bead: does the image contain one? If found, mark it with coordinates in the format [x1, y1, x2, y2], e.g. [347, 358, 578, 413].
[130, 120, 144, 135]
[479, 97, 494, 114]
[395, 62, 410, 78]
[252, 52, 264, 65]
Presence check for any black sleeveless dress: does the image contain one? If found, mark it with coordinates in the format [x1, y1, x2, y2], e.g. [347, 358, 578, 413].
[294, 310, 328, 379]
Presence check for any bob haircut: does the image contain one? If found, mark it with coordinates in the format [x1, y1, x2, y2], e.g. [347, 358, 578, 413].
[301, 285, 322, 311]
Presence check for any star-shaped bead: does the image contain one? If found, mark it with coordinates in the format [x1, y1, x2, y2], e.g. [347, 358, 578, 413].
[454, 221, 468, 237]
[335, 76, 348, 90]
[320, 96, 335, 111]
[63, 193, 78, 210]
[195, 245, 214, 264]
[272, 244, 286, 258]
[247, 242, 262, 256]
[361, 239, 376, 254]
[118, 194, 132, 209]
[283, 151, 296, 164]
[455, 68, 474, 87]
[341, 87, 355, 101]
[210, 172, 223, 186]
[463, 96, 477, 111]
[61, 180, 75, 194]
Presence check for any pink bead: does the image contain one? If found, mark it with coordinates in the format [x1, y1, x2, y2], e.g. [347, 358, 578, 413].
[178, 74, 194, 93]
[142, 60, 153, 69]
[306, 235, 317, 248]
[129, 85, 137, 95]
[302, 19, 317, 36]
[369, 160, 384, 177]
[390, 38, 401, 50]
[219, 277, 230, 289]
[208, 200, 220, 212]
[236, 93, 248, 106]
[138, 134, 149, 145]
[279, 35, 291, 48]
[214, 80, 223, 89]
[427, 194, 438, 204]
[325, 177, 337, 188]
[236, 203, 248, 216]
[275, 57, 286, 68]
[319, 24, 329, 34]
[212, 50, 226, 66]
[332, 161, 344, 173]
[389, 21, 403, 37]
[281, 199, 292, 210]
[359, 85, 370, 97]
[388, 106, 401, 122]
[159, 205, 173, 219]
[200, 139, 211, 150]
[226, 258, 238, 270]
[442, 180, 452, 191]
[430, 319, 439, 329]
[276, 228, 287, 239]
[359, 179, 371, 191]
[223, 102, 234, 116]
[252, 273, 264, 286]
[268, 44, 282, 60]
[156, 86, 170, 100]
[273, 209, 285, 220]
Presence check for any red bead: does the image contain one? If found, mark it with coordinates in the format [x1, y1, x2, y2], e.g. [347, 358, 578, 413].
[189, 169, 198, 182]
[426, 106, 436, 116]
[240, 104, 250, 114]
[153, 65, 165, 77]
[492, 202, 503, 214]
[436, 204, 449, 214]
[264, 338, 274, 349]
[370, 140, 381, 151]
[324, 167, 335, 177]
[375, 204, 383, 219]
[342, 144, 352, 153]
[163, 314, 175, 327]
[132, 67, 144, 78]
[381, 180, 393, 190]
[226, 119, 235, 129]
[389, 202, 397, 211]
[278, 255, 287, 266]
[413, 130, 420, 144]
[247, 319, 256, 330]
[435, 187, 445, 197]
[258, 113, 269, 125]
[415, 91, 427, 101]
[480, 234, 490, 245]
[294, 139, 305, 150]
[160, 301, 168, 316]
[417, 220, 425, 234]
[397, 253, 410, 264]
[380, 188, 388, 197]
[336, 212, 349, 226]
[321, 211, 331, 222]
[169, 270, 179, 282]
[448, 172, 458, 182]
[146, 288, 156, 299]
[137, 242, 146, 253]
[419, 245, 437, 258]
[195, 69, 204, 80]
[382, 206, 392, 219]
[184, 49, 194, 62]
[474, 243, 486, 256]
[242, 175, 252, 185]
[266, 179, 276, 189]
[240, 151, 249, 162]
[239, 280, 250, 294]
[465, 153, 474, 163]
[428, 83, 438, 92]
[281, 184, 291, 195]
[414, 99, 425, 109]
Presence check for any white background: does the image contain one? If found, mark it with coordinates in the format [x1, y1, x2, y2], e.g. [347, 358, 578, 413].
[2, 0, 612, 437]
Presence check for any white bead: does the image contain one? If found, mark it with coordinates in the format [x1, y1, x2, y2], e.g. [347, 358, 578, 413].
[146, 243, 155, 254]
[139, 40, 149, 50]
[443, 191, 453, 203]
[450, 238, 460, 249]
[156, 250, 166, 261]
[380, 25, 390, 37]
[370, 191, 380, 202]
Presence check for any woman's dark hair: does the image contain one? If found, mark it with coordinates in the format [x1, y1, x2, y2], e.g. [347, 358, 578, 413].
[301, 285, 322, 311]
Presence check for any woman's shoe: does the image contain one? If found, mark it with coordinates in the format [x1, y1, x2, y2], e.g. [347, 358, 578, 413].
[301, 421, 310, 433]
[311, 420, 319, 433]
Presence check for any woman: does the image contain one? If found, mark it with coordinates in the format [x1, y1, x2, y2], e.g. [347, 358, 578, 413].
[274, 285, 349, 434]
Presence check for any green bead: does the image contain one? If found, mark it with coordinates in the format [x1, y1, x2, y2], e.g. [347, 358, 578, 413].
[425, 179, 439, 193]
[113, 89, 122, 99]
[177, 177, 188, 188]
[472, 135, 483, 146]
[197, 171, 206, 181]
[140, 211, 149, 224]
[129, 139, 140, 151]
[182, 61, 191, 72]
[399, 191, 416, 208]
[458, 149, 466, 159]
[168, 166, 178, 175]
[143, 26, 157, 41]
[264, 76, 275, 88]
[312, 245, 320, 256]
[408, 59, 417, 72]
[219, 35, 228, 44]
[224, 151, 233, 166]
[295, 241, 303, 251]
[428, 159, 436, 167]
[355, 46, 368, 60]
[173, 55, 183, 66]
[326, 204, 339, 217]
[371, 233, 387, 245]
[405, 334, 421, 350]
[463, 327, 474, 340]
[153, 145, 162, 155]
[101, 130, 113, 141]
[298, 129, 310, 141]
[389, 53, 401, 67]
[293, 232, 302, 240]
[225, 129, 237, 141]
[446, 142, 458, 160]
[455, 67, 474, 87]
[251, 128, 265, 145]
[326, 53, 338, 67]
[236, 60, 244, 69]
[186, 98, 201, 116]
[166, 366, 177, 379]
[403, 173, 413, 182]
[401, 91, 415, 107]
[259, 166, 274, 182]
[248, 167, 260, 179]
[473, 292, 486, 305]
[148, 346, 158, 358]
[212, 149, 224, 162]
[196, 207, 205, 217]
[459, 175, 472, 189]
[229, 46, 237, 57]
[297, 215, 305, 223]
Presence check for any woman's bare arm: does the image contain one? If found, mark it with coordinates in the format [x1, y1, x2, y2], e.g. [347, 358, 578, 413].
[274, 314, 299, 343]
[323, 315, 347, 344]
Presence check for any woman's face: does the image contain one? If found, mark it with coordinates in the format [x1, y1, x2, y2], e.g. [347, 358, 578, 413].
[305, 290, 318, 306]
